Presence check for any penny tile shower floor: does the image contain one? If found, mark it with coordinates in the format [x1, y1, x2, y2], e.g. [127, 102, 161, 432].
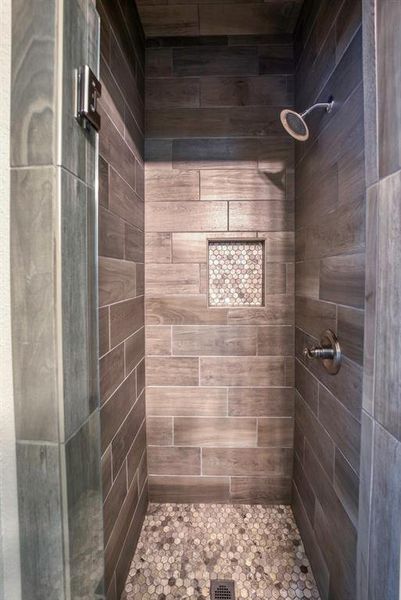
[122, 503, 320, 600]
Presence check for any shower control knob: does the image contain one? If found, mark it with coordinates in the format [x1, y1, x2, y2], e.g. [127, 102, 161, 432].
[303, 329, 341, 375]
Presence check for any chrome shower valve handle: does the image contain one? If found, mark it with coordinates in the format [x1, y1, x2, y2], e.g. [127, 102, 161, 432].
[303, 329, 342, 375]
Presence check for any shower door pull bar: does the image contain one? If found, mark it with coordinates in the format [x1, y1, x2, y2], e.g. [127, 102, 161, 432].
[303, 329, 342, 375]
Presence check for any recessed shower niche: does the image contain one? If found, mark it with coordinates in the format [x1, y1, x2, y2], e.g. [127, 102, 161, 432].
[208, 240, 265, 307]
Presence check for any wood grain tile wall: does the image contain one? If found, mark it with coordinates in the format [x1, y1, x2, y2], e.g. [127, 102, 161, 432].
[292, 1, 364, 599]
[97, 2, 147, 598]
[145, 35, 295, 505]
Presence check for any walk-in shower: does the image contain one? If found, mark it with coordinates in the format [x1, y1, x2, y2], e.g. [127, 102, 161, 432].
[280, 100, 334, 141]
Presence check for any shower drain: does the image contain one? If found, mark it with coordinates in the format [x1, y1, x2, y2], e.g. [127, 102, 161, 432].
[210, 579, 236, 600]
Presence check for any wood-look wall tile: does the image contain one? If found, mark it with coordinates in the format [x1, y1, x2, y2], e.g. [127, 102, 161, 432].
[229, 201, 293, 231]
[172, 233, 207, 263]
[125, 225, 144, 263]
[146, 107, 284, 138]
[125, 327, 145, 373]
[148, 446, 201, 476]
[228, 387, 294, 417]
[200, 169, 284, 201]
[334, 448, 359, 528]
[146, 233, 171, 263]
[110, 296, 144, 348]
[263, 231, 294, 262]
[295, 297, 336, 340]
[112, 393, 146, 475]
[199, 4, 301, 36]
[173, 46, 258, 77]
[172, 138, 259, 170]
[295, 360, 318, 414]
[99, 57, 125, 137]
[100, 343, 125, 404]
[147, 416, 173, 446]
[338, 306, 364, 365]
[319, 253, 365, 309]
[139, 6, 199, 37]
[148, 475, 230, 504]
[147, 387, 227, 417]
[126, 422, 146, 484]
[200, 356, 285, 387]
[147, 357, 199, 386]
[295, 392, 335, 479]
[295, 260, 320, 298]
[103, 465, 127, 545]
[230, 476, 292, 504]
[173, 325, 257, 356]
[200, 75, 292, 108]
[227, 296, 294, 326]
[146, 295, 228, 325]
[99, 257, 136, 307]
[202, 447, 293, 476]
[109, 167, 144, 228]
[146, 78, 200, 109]
[101, 371, 136, 452]
[319, 387, 361, 474]
[146, 201, 227, 232]
[259, 44, 294, 74]
[99, 307, 110, 357]
[146, 170, 199, 202]
[146, 48, 173, 78]
[146, 325, 171, 355]
[257, 417, 294, 447]
[257, 325, 293, 356]
[100, 111, 136, 190]
[99, 155, 109, 208]
[293, 453, 315, 524]
[174, 417, 256, 447]
[146, 264, 200, 295]
[265, 263, 287, 295]
[102, 445, 113, 499]
[99, 207, 125, 259]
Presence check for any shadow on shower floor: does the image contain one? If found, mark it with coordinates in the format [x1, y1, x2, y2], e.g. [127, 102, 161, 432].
[122, 503, 320, 600]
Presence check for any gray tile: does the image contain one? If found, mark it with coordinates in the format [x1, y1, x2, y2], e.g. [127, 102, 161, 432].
[356, 411, 373, 600]
[11, 0, 56, 166]
[16, 443, 64, 599]
[64, 412, 104, 598]
[334, 449, 359, 528]
[61, 170, 91, 438]
[11, 167, 59, 442]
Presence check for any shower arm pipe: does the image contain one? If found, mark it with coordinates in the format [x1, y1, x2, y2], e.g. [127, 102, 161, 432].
[301, 101, 334, 118]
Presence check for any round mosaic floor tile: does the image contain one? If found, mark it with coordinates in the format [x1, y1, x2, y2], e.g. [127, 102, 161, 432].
[122, 504, 320, 600]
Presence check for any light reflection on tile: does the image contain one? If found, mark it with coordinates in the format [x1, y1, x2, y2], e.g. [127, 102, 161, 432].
[123, 503, 320, 600]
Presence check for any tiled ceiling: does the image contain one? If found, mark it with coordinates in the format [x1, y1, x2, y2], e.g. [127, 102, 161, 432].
[136, 1, 303, 38]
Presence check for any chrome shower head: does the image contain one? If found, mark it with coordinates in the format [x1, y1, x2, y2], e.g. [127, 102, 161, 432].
[280, 100, 334, 141]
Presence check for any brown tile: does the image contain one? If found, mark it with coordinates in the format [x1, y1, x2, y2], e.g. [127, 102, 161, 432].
[200, 75, 291, 108]
[201, 169, 284, 201]
[172, 233, 207, 263]
[295, 296, 336, 340]
[99, 306, 110, 357]
[257, 417, 293, 447]
[148, 446, 201, 476]
[146, 264, 200, 295]
[146, 386, 227, 417]
[135, 263, 144, 296]
[173, 46, 258, 77]
[200, 356, 285, 387]
[295, 260, 320, 298]
[202, 447, 293, 476]
[100, 111, 136, 190]
[146, 294, 228, 325]
[99, 206, 124, 259]
[338, 306, 364, 365]
[228, 295, 294, 326]
[100, 343, 125, 404]
[230, 476, 291, 504]
[103, 464, 127, 545]
[319, 253, 365, 308]
[101, 371, 136, 452]
[229, 201, 293, 231]
[102, 445, 113, 499]
[146, 48, 173, 78]
[259, 44, 294, 74]
[146, 201, 227, 232]
[136, 358, 145, 396]
[174, 417, 256, 447]
[146, 78, 200, 109]
[99, 155, 109, 208]
[112, 392, 146, 475]
[110, 296, 144, 347]
[334, 448, 359, 527]
[146, 170, 199, 202]
[125, 224, 144, 263]
[127, 422, 147, 485]
[147, 357, 199, 386]
[199, 4, 300, 36]
[172, 138, 260, 170]
[125, 327, 145, 373]
[228, 387, 293, 417]
[172, 325, 257, 356]
[257, 325, 294, 355]
[139, 6, 199, 37]
[148, 475, 230, 503]
[109, 167, 143, 228]
[146, 326, 171, 355]
[146, 233, 171, 264]
[147, 416, 173, 446]
[98, 257, 136, 306]
[295, 360, 318, 414]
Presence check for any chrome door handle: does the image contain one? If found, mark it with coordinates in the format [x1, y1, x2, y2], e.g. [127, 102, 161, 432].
[303, 329, 341, 375]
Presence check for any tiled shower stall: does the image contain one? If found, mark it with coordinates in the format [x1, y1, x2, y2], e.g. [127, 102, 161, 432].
[5, 0, 401, 598]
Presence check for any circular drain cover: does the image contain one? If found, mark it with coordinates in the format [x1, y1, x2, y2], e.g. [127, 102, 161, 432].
[210, 580, 236, 600]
